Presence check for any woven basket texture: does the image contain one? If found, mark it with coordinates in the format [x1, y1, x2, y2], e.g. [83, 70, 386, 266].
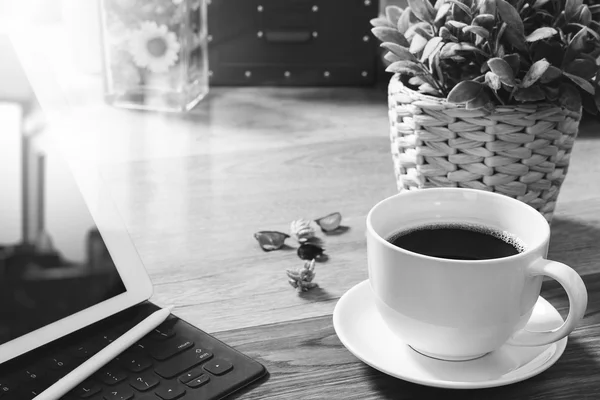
[388, 75, 581, 222]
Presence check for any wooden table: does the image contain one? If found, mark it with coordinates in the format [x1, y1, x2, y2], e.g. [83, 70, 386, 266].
[17, 27, 600, 400]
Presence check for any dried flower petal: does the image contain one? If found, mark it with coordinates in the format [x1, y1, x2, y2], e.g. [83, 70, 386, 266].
[297, 243, 325, 260]
[314, 212, 342, 232]
[254, 231, 290, 252]
[290, 219, 316, 242]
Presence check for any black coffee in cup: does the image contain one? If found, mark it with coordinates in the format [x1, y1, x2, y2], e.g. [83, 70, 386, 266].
[386, 223, 525, 260]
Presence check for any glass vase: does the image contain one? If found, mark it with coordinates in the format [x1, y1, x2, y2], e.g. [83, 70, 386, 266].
[99, 0, 208, 112]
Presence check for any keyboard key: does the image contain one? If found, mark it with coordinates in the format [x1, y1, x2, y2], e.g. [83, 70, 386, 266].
[155, 383, 186, 400]
[103, 386, 134, 400]
[74, 380, 102, 398]
[129, 371, 159, 392]
[96, 367, 127, 386]
[178, 367, 204, 384]
[154, 347, 213, 379]
[0, 380, 18, 395]
[186, 374, 210, 389]
[100, 333, 120, 346]
[14, 381, 48, 400]
[129, 340, 150, 354]
[69, 341, 103, 359]
[16, 366, 46, 387]
[150, 337, 194, 361]
[118, 353, 152, 372]
[148, 318, 177, 341]
[203, 359, 233, 376]
[46, 355, 72, 371]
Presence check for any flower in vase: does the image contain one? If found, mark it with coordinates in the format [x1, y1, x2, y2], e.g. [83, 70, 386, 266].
[111, 59, 141, 90]
[105, 13, 131, 50]
[129, 21, 180, 73]
[113, 0, 137, 9]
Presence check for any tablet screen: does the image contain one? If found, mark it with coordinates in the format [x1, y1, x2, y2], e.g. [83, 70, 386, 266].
[0, 103, 126, 346]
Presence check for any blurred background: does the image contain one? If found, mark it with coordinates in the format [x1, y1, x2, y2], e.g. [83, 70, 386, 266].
[0, 0, 125, 344]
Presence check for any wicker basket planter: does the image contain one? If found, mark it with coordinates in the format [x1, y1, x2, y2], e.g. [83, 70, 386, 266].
[388, 74, 581, 223]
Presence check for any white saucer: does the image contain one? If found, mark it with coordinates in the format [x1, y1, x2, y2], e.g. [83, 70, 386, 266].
[333, 280, 567, 389]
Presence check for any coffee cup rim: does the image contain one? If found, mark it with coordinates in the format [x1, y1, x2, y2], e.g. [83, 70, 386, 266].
[366, 188, 550, 264]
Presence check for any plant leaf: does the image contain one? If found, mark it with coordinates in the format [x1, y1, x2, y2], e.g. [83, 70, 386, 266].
[485, 71, 502, 90]
[421, 37, 444, 62]
[385, 6, 404, 27]
[435, 3, 452, 22]
[414, 26, 434, 40]
[447, 20, 468, 29]
[371, 17, 394, 28]
[472, 13, 495, 30]
[397, 8, 412, 34]
[563, 72, 595, 94]
[568, 23, 600, 40]
[565, 0, 584, 22]
[514, 86, 546, 102]
[439, 42, 484, 58]
[466, 91, 493, 110]
[525, 27, 557, 42]
[502, 54, 520, 76]
[478, 0, 496, 15]
[497, 0, 524, 35]
[410, 34, 429, 54]
[581, 90, 598, 115]
[446, 0, 472, 16]
[456, 42, 486, 54]
[540, 65, 562, 83]
[579, 5, 592, 26]
[559, 82, 582, 111]
[447, 81, 484, 103]
[594, 84, 600, 113]
[419, 82, 440, 95]
[532, 40, 564, 67]
[408, 76, 426, 86]
[386, 60, 426, 75]
[564, 59, 598, 80]
[408, 0, 434, 23]
[440, 26, 458, 41]
[381, 42, 417, 61]
[503, 28, 528, 52]
[522, 59, 550, 88]
[372, 27, 410, 47]
[497, 0, 527, 52]
[384, 51, 403, 63]
[463, 25, 490, 38]
[532, 0, 550, 8]
[564, 28, 588, 65]
[433, 52, 445, 87]
[487, 58, 516, 86]
[405, 22, 432, 40]
[544, 85, 560, 101]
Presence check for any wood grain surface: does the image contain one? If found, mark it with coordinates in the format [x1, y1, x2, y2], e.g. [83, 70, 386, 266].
[19, 28, 600, 399]
[95, 91, 600, 400]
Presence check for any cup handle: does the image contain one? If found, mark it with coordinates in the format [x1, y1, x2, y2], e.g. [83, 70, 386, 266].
[507, 259, 588, 347]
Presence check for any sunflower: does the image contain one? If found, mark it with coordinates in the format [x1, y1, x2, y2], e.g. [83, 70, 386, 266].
[129, 21, 180, 73]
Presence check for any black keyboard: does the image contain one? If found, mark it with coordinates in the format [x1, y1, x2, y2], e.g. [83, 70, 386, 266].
[0, 302, 266, 400]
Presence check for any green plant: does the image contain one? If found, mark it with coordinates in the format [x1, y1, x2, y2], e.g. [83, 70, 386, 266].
[371, 0, 600, 113]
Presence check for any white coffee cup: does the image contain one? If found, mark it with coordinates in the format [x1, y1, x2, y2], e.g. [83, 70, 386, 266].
[366, 188, 587, 361]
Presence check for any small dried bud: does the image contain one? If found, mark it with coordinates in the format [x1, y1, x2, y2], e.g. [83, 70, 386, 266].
[286, 259, 318, 292]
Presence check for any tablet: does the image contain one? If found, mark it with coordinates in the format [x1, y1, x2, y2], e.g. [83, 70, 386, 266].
[0, 37, 153, 365]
